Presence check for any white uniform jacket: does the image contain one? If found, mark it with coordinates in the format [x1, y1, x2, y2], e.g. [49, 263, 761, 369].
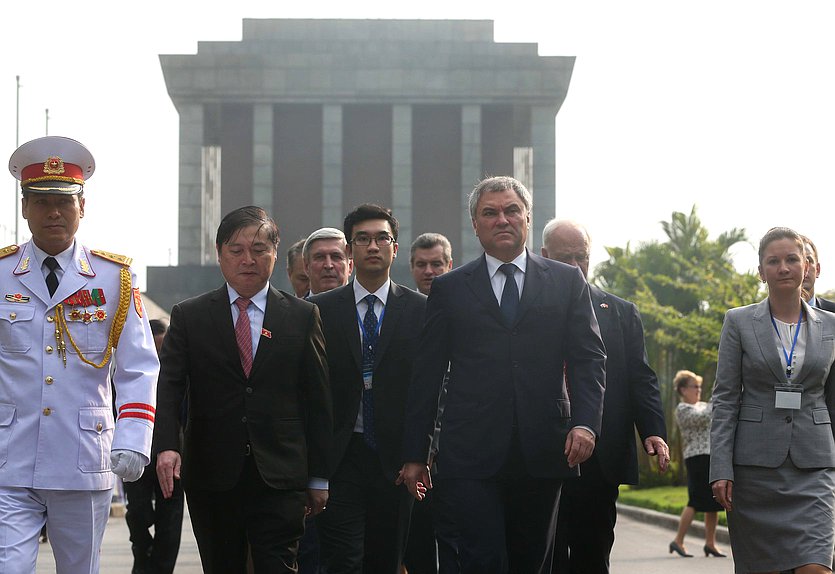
[0, 240, 158, 490]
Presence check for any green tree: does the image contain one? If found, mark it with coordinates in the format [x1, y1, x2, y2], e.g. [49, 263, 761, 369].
[593, 205, 761, 484]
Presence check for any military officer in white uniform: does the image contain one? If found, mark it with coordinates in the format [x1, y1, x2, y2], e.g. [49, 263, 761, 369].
[0, 136, 159, 573]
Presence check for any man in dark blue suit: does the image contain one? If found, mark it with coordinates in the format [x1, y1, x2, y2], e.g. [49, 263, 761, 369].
[542, 220, 669, 574]
[400, 177, 606, 574]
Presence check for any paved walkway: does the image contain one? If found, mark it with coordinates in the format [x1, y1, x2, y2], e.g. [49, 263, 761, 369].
[33, 504, 734, 573]
[36, 506, 202, 573]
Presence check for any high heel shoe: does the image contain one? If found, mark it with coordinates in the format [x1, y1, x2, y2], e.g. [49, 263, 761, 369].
[703, 545, 727, 557]
[669, 541, 693, 557]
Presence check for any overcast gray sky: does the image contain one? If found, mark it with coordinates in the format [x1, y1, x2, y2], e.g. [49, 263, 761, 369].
[2, 1, 834, 292]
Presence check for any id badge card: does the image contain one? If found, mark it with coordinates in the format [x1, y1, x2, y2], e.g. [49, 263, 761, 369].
[775, 384, 802, 410]
[363, 371, 373, 391]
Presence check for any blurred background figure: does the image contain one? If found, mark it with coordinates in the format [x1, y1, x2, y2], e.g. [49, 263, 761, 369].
[801, 235, 835, 312]
[124, 318, 185, 574]
[287, 238, 310, 298]
[669, 370, 724, 559]
[409, 233, 453, 297]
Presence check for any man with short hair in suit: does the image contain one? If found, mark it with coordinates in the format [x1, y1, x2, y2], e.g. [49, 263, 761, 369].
[405, 232, 455, 574]
[400, 176, 607, 574]
[155, 206, 332, 573]
[542, 219, 669, 574]
[313, 204, 427, 574]
[801, 235, 835, 312]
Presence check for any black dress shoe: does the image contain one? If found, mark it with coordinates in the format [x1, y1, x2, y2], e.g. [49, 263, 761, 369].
[704, 545, 727, 557]
[669, 541, 693, 557]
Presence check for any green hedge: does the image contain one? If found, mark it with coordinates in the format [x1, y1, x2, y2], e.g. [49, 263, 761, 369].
[619, 485, 727, 527]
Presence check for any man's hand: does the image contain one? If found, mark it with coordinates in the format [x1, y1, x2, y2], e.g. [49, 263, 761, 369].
[711, 479, 733, 512]
[564, 427, 596, 468]
[306, 488, 328, 516]
[156, 450, 181, 499]
[396, 463, 432, 501]
[110, 449, 145, 482]
[643, 435, 670, 472]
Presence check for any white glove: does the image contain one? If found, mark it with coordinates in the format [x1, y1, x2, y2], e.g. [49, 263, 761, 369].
[110, 449, 146, 482]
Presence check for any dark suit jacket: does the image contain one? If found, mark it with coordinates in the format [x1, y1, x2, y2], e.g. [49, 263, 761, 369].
[402, 250, 607, 480]
[311, 281, 426, 480]
[817, 296, 835, 313]
[589, 286, 666, 485]
[155, 284, 332, 492]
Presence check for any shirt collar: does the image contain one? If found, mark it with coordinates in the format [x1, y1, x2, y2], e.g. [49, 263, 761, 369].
[226, 282, 270, 313]
[485, 250, 527, 279]
[31, 240, 75, 274]
[354, 278, 391, 306]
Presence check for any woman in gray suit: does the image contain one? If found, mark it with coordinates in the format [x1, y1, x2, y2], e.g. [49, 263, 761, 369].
[710, 227, 835, 574]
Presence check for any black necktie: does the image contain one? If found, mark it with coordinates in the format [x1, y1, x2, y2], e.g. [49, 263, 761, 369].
[44, 257, 60, 297]
[499, 263, 519, 326]
[361, 294, 379, 450]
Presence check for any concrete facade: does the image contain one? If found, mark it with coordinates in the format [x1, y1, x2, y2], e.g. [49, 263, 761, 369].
[149, 18, 574, 309]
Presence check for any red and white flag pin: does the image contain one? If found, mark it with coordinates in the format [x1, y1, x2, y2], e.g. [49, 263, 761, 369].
[261, 328, 272, 339]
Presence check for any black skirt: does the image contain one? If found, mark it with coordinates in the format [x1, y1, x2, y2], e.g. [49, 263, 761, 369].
[685, 454, 723, 512]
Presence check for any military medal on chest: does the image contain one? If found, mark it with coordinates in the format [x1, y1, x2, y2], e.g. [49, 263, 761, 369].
[63, 289, 107, 323]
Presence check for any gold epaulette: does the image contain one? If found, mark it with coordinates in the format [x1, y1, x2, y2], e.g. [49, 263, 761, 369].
[0, 245, 19, 259]
[91, 249, 133, 267]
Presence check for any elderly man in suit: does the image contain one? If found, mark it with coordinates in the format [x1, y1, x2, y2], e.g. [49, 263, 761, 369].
[303, 227, 353, 298]
[155, 206, 332, 573]
[400, 176, 606, 574]
[312, 204, 426, 574]
[541, 219, 669, 574]
[801, 235, 835, 312]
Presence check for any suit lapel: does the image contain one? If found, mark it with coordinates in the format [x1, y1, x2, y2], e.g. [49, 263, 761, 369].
[373, 282, 405, 370]
[590, 286, 614, 338]
[752, 299, 793, 382]
[251, 286, 288, 378]
[516, 251, 544, 327]
[209, 285, 244, 376]
[464, 255, 505, 327]
[340, 282, 363, 371]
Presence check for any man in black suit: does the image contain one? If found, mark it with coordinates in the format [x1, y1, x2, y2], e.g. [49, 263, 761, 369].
[541, 219, 669, 574]
[401, 176, 606, 574]
[155, 206, 332, 573]
[801, 235, 835, 311]
[313, 204, 426, 574]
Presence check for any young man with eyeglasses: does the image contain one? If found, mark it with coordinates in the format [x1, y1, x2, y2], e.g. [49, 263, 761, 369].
[311, 204, 426, 574]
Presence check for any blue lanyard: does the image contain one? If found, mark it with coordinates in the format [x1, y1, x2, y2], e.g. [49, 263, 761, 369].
[770, 307, 804, 380]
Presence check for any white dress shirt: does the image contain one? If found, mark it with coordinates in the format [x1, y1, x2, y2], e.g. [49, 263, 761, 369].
[484, 251, 526, 305]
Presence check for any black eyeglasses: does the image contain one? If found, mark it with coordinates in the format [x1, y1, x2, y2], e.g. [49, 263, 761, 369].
[351, 234, 395, 247]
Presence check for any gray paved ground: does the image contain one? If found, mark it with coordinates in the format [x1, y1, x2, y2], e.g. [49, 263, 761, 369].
[34, 506, 733, 573]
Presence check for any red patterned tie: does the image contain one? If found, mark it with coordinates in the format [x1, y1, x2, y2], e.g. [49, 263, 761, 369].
[234, 297, 253, 378]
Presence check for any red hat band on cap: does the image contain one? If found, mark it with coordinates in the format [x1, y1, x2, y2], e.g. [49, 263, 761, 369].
[20, 156, 85, 187]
